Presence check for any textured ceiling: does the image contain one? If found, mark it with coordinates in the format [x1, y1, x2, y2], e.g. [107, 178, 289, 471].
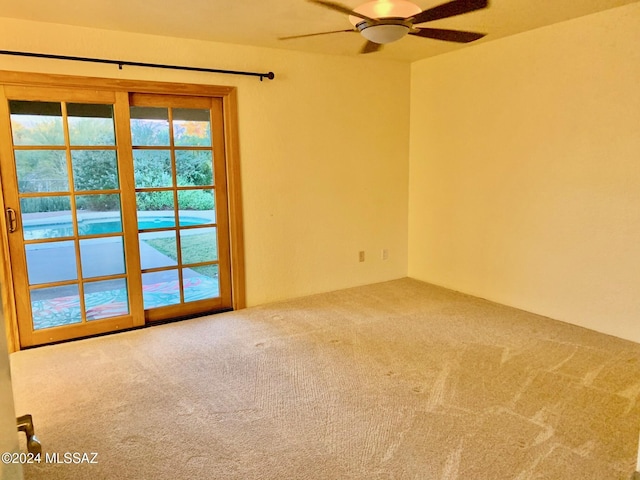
[1, 0, 638, 62]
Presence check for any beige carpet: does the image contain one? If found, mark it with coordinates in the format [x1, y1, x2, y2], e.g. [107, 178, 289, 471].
[10, 278, 640, 480]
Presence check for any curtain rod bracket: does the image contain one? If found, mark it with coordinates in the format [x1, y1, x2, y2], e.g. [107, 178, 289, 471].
[0, 50, 275, 81]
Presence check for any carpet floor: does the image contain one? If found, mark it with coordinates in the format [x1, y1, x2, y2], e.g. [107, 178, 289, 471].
[10, 278, 640, 479]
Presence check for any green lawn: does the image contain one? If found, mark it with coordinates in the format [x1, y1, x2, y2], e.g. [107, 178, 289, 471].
[144, 232, 218, 278]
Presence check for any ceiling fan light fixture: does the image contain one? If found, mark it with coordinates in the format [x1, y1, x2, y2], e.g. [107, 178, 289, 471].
[347, 0, 421, 44]
[359, 23, 410, 44]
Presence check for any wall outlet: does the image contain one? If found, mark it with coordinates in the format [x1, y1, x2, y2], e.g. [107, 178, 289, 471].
[382, 249, 389, 260]
[359, 251, 365, 262]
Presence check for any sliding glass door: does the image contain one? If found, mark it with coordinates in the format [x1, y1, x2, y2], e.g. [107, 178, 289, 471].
[0, 88, 143, 346]
[0, 85, 234, 347]
[129, 94, 231, 322]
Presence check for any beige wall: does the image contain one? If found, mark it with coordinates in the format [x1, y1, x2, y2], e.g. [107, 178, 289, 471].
[408, 3, 640, 343]
[0, 17, 410, 307]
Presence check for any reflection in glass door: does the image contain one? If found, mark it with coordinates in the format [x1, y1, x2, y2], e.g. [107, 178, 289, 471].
[129, 95, 232, 321]
[1, 92, 143, 347]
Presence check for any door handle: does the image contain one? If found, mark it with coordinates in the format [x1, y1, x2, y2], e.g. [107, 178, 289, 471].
[5, 208, 17, 233]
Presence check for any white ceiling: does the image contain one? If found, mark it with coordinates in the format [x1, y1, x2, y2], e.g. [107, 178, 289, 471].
[1, 0, 638, 62]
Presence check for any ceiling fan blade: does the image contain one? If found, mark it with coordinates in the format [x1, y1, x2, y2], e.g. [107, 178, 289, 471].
[308, 0, 378, 23]
[410, 27, 485, 43]
[411, 0, 488, 25]
[279, 29, 357, 40]
[360, 41, 382, 54]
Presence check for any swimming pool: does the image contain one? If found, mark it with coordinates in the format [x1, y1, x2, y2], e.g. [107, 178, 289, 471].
[23, 215, 212, 240]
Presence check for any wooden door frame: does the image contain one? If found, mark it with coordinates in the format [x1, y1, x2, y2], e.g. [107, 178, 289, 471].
[0, 70, 246, 352]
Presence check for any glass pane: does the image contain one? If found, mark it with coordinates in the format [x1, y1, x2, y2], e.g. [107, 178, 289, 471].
[177, 189, 215, 227]
[142, 270, 180, 309]
[67, 103, 116, 146]
[173, 108, 211, 146]
[26, 241, 77, 285]
[136, 193, 175, 227]
[139, 231, 178, 269]
[180, 227, 217, 264]
[80, 237, 125, 278]
[133, 150, 172, 188]
[130, 107, 170, 146]
[176, 151, 213, 186]
[15, 150, 68, 193]
[72, 151, 119, 190]
[76, 194, 122, 236]
[9, 101, 64, 146]
[184, 265, 220, 302]
[21, 197, 73, 240]
[84, 279, 129, 320]
[30, 285, 81, 330]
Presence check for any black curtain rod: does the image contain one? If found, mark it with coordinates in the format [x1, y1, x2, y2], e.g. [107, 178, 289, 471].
[0, 49, 275, 81]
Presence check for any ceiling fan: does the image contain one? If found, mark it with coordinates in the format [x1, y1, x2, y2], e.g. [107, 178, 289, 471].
[280, 0, 489, 54]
